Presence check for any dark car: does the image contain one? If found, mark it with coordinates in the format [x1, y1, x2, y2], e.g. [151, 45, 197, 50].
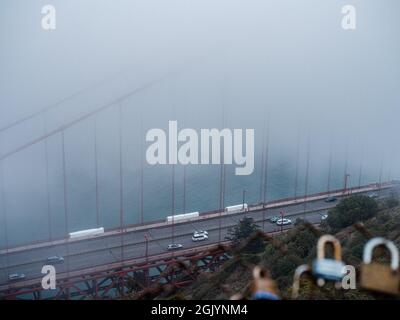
[325, 196, 337, 203]
[269, 216, 280, 223]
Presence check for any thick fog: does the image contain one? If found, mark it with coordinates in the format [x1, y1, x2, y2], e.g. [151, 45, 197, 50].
[0, 0, 399, 246]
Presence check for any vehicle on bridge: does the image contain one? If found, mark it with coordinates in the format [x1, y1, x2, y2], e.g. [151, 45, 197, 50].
[225, 203, 248, 213]
[46, 255, 65, 264]
[167, 243, 184, 250]
[269, 216, 280, 223]
[193, 230, 208, 236]
[276, 218, 292, 226]
[8, 273, 26, 282]
[192, 233, 209, 242]
[69, 227, 104, 239]
[166, 212, 199, 223]
[325, 196, 337, 203]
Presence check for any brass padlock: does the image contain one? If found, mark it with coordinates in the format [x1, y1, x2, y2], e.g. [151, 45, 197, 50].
[360, 237, 400, 295]
[292, 264, 312, 299]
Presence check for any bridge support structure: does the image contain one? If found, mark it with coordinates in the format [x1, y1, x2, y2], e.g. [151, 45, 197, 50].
[0, 245, 229, 300]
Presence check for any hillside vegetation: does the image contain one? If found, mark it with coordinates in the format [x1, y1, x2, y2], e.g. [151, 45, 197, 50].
[166, 191, 400, 300]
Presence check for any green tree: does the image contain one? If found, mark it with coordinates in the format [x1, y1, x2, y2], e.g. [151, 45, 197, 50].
[385, 196, 399, 209]
[226, 217, 264, 252]
[326, 195, 378, 231]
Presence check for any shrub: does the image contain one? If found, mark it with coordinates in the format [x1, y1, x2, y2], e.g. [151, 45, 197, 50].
[326, 195, 378, 231]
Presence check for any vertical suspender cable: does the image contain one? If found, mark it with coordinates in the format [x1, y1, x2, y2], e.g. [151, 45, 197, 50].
[182, 107, 187, 217]
[170, 91, 176, 247]
[218, 155, 226, 243]
[261, 115, 270, 232]
[294, 126, 301, 200]
[222, 162, 226, 225]
[259, 119, 266, 203]
[218, 159, 223, 243]
[42, 115, 52, 241]
[118, 104, 125, 295]
[262, 117, 270, 206]
[327, 138, 333, 195]
[171, 164, 175, 244]
[378, 153, 384, 191]
[219, 153, 223, 244]
[0, 158, 10, 274]
[387, 151, 393, 182]
[343, 142, 349, 191]
[140, 113, 144, 225]
[94, 117, 100, 227]
[303, 135, 310, 218]
[218, 81, 226, 243]
[358, 144, 364, 188]
[118, 104, 124, 262]
[259, 115, 266, 231]
[183, 166, 186, 215]
[182, 112, 187, 216]
[61, 131, 70, 279]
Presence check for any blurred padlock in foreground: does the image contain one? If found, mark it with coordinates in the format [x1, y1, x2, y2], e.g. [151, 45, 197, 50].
[360, 237, 400, 295]
[251, 266, 280, 300]
[312, 235, 346, 287]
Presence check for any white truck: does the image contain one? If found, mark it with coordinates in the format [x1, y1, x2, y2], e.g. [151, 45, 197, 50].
[166, 211, 199, 223]
[69, 227, 104, 239]
[225, 203, 248, 214]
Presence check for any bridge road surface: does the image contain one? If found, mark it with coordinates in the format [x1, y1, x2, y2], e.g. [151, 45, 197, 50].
[0, 187, 394, 285]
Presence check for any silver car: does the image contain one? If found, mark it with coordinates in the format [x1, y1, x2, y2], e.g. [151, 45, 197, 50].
[192, 234, 209, 242]
[8, 273, 26, 282]
[46, 255, 64, 264]
[167, 243, 184, 250]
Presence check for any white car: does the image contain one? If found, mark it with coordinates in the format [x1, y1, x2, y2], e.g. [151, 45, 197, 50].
[8, 273, 26, 282]
[368, 192, 379, 198]
[276, 218, 292, 226]
[321, 214, 328, 221]
[167, 243, 184, 251]
[192, 233, 209, 242]
[193, 230, 208, 237]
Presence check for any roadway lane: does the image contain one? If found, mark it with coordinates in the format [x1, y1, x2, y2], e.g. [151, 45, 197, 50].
[0, 209, 328, 285]
[0, 187, 394, 285]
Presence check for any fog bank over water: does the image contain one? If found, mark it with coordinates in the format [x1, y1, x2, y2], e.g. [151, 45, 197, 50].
[0, 0, 399, 246]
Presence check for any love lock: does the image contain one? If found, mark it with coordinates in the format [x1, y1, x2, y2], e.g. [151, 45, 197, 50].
[312, 235, 345, 287]
[292, 264, 313, 299]
[360, 237, 400, 295]
[251, 266, 280, 300]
